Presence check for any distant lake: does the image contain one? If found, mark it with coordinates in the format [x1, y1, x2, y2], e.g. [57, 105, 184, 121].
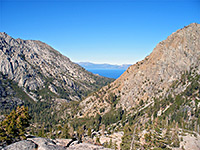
[88, 69, 126, 79]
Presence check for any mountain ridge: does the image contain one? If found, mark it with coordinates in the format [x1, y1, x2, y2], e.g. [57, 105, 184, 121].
[73, 23, 200, 150]
[78, 62, 131, 70]
[79, 22, 200, 116]
[0, 32, 114, 110]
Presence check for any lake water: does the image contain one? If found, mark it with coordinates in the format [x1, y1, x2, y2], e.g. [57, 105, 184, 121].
[88, 69, 126, 79]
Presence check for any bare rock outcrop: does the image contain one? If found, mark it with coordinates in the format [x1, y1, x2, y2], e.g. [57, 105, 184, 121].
[2, 140, 37, 150]
[2, 137, 112, 150]
[0, 73, 23, 111]
[67, 143, 112, 150]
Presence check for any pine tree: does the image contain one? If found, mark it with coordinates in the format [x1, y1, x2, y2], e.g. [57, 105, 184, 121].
[61, 123, 70, 139]
[114, 141, 118, 150]
[109, 139, 113, 148]
[0, 106, 31, 146]
[96, 136, 100, 144]
[77, 126, 84, 142]
[88, 128, 92, 137]
[104, 140, 109, 148]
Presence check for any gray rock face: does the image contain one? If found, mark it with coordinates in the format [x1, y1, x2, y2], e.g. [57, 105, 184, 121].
[2, 138, 112, 150]
[0, 33, 113, 103]
[27, 138, 66, 150]
[0, 73, 23, 111]
[67, 143, 112, 150]
[3, 140, 37, 150]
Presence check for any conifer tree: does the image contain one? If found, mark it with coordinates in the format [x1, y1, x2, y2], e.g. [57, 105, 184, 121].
[61, 123, 70, 139]
[77, 126, 84, 142]
[87, 128, 92, 137]
[96, 136, 100, 144]
[109, 139, 113, 148]
[0, 106, 31, 146]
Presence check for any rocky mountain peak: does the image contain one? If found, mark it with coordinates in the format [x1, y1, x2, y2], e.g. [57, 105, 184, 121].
[114, 23, 200, 107]
[0, 33, 113, 106]
[79, 23, 200, 116]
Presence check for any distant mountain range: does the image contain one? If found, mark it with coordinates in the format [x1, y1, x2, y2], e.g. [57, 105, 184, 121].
[77, 62, 131, 70]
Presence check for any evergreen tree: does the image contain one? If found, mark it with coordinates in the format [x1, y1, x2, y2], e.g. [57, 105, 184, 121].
[0, 106, 31, 146]
[87, 128, 92, 137]
[96, 136, 100, 144]
[61, 123, 70, 139]
[114, 141, 118, 150]
[77, 126, 84, 142]
[109, 139, 113, 148]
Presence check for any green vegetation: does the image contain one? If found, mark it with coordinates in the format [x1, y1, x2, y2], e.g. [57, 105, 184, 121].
[120, 67, 200, 149]
[121, 125, 134, 150]
[102, 107, 125, 127]
[0, 64, 199, 150]
[0, 106, 31, 146]
[87, 128, 92, 137]
[0, 66, 114, 137]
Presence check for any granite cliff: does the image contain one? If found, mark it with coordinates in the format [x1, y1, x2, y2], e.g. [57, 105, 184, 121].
[0, 32, 113, 110]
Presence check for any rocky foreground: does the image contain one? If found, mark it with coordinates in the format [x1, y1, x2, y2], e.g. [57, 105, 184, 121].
[1, 137, 112, 150]
[2, 133, 200, 150]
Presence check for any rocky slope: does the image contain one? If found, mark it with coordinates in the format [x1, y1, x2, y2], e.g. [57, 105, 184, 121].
[0, 32, 113, 107]
[79, 23, 200, 116]
[73, 23, 200, 150]
[0, 73, 23, 113]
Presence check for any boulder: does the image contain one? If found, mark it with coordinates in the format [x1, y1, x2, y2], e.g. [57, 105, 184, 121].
[3, 140, 37, 150]
[27, 138, 66, 150]
[2, 137, 113, 150]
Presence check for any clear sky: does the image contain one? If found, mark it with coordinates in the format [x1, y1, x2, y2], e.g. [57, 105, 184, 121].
[0, 0, 199, 65]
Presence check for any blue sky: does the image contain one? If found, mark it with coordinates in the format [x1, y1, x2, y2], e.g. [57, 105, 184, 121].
[0, 0, 199, 65]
